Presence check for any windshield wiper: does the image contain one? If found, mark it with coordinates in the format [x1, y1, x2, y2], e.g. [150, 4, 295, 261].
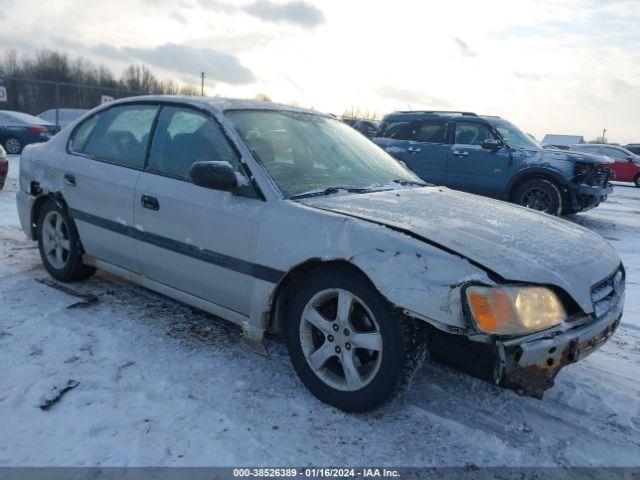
[289, 186, 372, 200]
[391, 178, 431, 186]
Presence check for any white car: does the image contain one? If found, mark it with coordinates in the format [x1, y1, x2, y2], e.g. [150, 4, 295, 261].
[16, 97, 625, 411]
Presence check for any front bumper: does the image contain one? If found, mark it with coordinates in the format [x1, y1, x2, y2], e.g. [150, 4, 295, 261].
[497, 280, 624, 397]
[567, 182, 613, 212]
[428, 271, 625, 398]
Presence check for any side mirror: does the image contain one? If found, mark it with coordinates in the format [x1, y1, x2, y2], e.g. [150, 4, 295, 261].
[627, 156, 634, 163]
[481, 139, 502, 150]
[190, 161, 239, 192]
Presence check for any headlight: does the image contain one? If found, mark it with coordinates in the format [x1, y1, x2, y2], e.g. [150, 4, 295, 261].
[465, 285, 566, 335]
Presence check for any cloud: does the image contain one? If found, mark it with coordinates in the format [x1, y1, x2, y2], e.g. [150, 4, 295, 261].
[243, 0, 325, 27]
[374, 85, 452, 108]
[170, 11, 189, 25]
[90, 43, 256, 85]
[453, 37, 477, 58]
[195, 0, 239, 14]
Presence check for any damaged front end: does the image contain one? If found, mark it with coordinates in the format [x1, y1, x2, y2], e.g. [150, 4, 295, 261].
[428, 268, 625, 398]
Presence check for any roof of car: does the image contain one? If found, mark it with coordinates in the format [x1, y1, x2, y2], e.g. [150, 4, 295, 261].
[383, 111, 479, 120]
[0, 110, 53, 125]
[107, 95, 327, 117]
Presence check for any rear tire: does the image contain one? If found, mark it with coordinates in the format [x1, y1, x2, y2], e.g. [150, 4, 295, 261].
[285, 266, 427, 412]
[36, 198, 96, 282]
[4, 137, 22, 155]
[513, 178, 563, 216]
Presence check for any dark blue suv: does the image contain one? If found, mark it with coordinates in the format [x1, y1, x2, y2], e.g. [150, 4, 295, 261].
[374, 111, 613, 215]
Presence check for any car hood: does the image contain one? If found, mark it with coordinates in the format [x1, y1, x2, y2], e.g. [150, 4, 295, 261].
[545, 149, 614, 165]
[300, 187, 620, 314]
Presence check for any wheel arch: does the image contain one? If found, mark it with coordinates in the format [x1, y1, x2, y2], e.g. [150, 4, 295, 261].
[266, 258, 379, 335]
[30, 192, 69, 239]
[507, 168, 569, 202]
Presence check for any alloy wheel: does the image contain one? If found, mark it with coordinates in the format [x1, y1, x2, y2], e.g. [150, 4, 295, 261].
[4, 138, 21, 154]
[42, 211, 71, 269]
[299, 288, 383, 391]
[521, 187, 553, 212]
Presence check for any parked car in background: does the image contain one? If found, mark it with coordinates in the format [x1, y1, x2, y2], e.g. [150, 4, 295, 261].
[374, 111, 614, 215]
[0, 111, 61, 154]
[37, 108, 90, 128]
[571, 144, 640, 187]
[624, 144, 640, 155]
[541, 134, 584, 150]
[342, 117, 379, 138]
[0, 144, 7, 190]
[17, 97, 626, 411]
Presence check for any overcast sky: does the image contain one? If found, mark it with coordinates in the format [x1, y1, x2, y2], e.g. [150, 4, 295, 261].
[0, 0, 638, 143]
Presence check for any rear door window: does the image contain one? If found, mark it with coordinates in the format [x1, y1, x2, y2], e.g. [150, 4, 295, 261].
[72, 104, 158, 169]
[406, 120, 448, 144]
[454, 122, 497, 146]
[378, 120, 411, 139]
[147, 106, 241, 180]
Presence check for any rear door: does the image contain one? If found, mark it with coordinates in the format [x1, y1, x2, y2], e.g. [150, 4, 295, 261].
[133, 105, 265, 315]
[375, 119, 449, 184]
[63, 103, 158, 272]
[446, 120, 510, 196]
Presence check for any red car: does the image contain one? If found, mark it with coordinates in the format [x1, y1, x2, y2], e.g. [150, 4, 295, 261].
[572, 144, 640, 187]
[0, 145, 7, 190]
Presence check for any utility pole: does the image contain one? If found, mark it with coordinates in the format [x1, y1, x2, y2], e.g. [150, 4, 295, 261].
[200, 72, 206, 96]
[602, 128, 607, 144]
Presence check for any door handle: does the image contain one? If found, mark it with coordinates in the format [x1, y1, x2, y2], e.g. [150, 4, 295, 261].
[407, 146, 421, 153]
[141, 194, 160, 211]
[452, 150, 468, 157]
[63, 173, 76, 186]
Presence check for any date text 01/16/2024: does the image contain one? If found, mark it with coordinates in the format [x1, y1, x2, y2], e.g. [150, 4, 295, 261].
[233, 468, 400, 478]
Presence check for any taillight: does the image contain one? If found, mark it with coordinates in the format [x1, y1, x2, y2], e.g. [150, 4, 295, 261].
[28, 126, 47, 134]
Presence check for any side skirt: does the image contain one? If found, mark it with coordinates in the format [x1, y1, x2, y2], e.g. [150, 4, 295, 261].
[84, 256, 268, 354]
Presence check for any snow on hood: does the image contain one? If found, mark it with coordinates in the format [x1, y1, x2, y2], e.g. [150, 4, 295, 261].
[300, 187, 620, 314]
[551, 149, 614, 165]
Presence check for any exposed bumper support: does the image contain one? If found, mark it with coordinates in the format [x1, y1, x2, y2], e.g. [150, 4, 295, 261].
[497, 286, 624, 397]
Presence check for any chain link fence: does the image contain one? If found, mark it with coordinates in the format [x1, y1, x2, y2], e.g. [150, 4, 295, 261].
[0, 77, 154, 126]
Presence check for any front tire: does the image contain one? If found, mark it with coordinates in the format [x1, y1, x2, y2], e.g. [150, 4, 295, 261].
[37, 198, 96, 282]
[4, 137, 22, 155]
[634, 175, 640, 188]
[285, 267, 427, 412]
[514, 178, 563, 215]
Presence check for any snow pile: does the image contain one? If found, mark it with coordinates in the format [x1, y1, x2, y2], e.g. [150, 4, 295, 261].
[0, 157, 639, 466]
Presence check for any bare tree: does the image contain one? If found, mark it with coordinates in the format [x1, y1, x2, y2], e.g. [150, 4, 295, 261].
[254, 92, 272, 102]
[342, 105, 378, 120]
[0, 50, 201, 115]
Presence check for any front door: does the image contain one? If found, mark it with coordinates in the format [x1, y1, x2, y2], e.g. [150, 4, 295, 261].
[133, 105, 265, 315]
[601, 146, 634, 182]
[446, 120, 511, 196]
[62, 103, 158, 272]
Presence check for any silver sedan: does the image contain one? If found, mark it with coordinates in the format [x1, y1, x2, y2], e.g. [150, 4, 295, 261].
[17, 97, 624, 411]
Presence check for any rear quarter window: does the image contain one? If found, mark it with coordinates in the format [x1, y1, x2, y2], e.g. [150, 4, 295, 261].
[378, 120, 410, 139]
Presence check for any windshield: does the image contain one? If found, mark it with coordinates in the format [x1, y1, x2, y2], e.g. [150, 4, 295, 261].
[487, 118, 540, 150]
[228, 110, 420, 198]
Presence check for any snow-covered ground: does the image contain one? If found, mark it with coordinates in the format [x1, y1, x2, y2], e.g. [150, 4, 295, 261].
[1, 154, 639, 467]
